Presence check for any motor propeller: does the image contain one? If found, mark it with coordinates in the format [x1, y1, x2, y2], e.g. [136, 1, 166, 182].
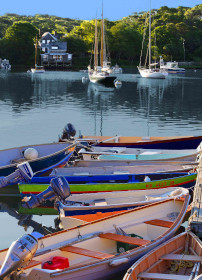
[22, 176, 71, 209]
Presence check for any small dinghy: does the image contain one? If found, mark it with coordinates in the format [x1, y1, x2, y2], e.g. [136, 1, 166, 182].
[0, 142, 75, 177]
[49, 162, 196, 176]
[18, 172, 197, 197]
[78, 147, 198, 161]
[57, 187, 188, 219]
[0, 195, 190, 280]
[123, 230, 202, 280]
[72, 134, 202, 150]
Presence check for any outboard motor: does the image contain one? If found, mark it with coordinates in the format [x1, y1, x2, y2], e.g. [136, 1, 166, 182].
[0, 162, 33, 189]
[0, 233, 38, 279]
[22, 176, 71, 209]
[61, 123, 76, 140]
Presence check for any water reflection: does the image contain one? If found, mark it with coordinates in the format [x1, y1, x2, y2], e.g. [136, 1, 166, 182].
[0, 196, 58, 239]
[0, 70, 202, 149]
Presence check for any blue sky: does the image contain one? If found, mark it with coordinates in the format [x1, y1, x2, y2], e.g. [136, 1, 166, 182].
[1, 0, 201, 20]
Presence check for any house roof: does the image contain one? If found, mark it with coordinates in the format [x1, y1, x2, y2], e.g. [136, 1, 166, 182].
[41, 32, 57, 41]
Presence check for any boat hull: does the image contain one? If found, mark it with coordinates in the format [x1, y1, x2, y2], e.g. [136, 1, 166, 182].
[58, 187, 188, 217]
[138, 68, 165, 79]
[80, 135, 202, 150]
[167, 68, 185, 74]
[0, 142, 75, 177]
[123, 231, 202, 280]
[19, 173, 196, 197]
[15, 197, 190, 280]
[89, 75, 116, 86]
[31, 68, 45, 73]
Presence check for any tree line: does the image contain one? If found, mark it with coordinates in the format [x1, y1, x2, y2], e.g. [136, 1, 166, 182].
[0, 5, 201, 67]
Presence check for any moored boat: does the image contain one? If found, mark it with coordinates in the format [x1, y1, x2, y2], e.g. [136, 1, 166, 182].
[0, 142, 75, 177]
[123, 230, 202, 280]
[137, 1, 167, 79]
[18, 172, 197, 197]
[50, 163, 196, 176]
[88, 6, 116, 86]
[78, 147, 197, 161]
[160, 56, 186, 74]
[57, 187, 188, 219]
[74, 135, 202, 150]
[0, 196, 190, 280]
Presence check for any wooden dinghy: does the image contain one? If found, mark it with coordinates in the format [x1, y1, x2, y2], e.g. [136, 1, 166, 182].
[18, 172, 197, 197]
[123, 230, 202, 280]
[74, 135, 202, 150]
[58, 187, 189, 218]
[0, 142, 75, 177]
[0, 195, 190, 280]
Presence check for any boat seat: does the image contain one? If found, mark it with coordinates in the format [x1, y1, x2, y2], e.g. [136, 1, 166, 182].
[99, 233, 150, 246]
[138, 272, 190, 280]
[160, 253, 202, 262]
[144, 219, 174, 228]
[60, 245, 114, 259]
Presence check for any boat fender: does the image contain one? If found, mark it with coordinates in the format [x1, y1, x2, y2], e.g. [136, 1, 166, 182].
[24, 148, 39, 160]
[169, 188, 182, 197]
[144, 176, 151, 182]
[109, 258, 129, 267]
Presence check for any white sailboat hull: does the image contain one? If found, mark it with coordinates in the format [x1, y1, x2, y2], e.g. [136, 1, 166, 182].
[138, 68, 165, 79]
[88, 71, 116, 85]
[31, 68, 45, 73]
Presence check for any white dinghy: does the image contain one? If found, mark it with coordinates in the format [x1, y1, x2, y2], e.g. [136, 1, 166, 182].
[0, 194, 190, 280]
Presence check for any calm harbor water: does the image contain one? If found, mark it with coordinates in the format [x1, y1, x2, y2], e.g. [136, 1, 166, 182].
[0, 68, 201, 274]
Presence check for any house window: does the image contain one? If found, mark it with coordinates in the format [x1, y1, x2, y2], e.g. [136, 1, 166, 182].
[47, 40, 50, 44]
[53, 55, 63, 60]
[42, 40, 45, 43]
[51, 46, 58, 50]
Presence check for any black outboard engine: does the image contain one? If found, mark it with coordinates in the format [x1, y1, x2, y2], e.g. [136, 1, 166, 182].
[0, 234, 38, 279]
[61, 123, 76, 140]
[22, 176, 71, 209]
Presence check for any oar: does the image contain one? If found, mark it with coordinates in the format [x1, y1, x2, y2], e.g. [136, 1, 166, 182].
[91, 135, 121, 146]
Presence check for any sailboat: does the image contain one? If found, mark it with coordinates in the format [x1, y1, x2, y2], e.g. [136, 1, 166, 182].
[31, 36, 45, 74]
[88, 6, 116, 86]
[138, 0, 166, 79]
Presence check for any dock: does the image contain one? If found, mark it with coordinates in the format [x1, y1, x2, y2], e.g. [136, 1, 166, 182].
[189, 156, 202, 237]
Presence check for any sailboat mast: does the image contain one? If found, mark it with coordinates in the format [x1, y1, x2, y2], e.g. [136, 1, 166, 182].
[35, 37, 38, 68]
[94, 18, 98, 69]
[100, 2, 104, 67]
[149, 0, 151, 69]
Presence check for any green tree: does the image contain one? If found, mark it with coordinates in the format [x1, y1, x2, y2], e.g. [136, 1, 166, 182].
[3, 21, 38, 65]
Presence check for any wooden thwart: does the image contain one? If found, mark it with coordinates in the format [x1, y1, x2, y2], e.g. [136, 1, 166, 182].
[144, 219, 174, 228]
[99, 233, 150, 246]
[60, 245, 114, 259]
[138, 272, 190, 280]
[160, 253, 202, 262]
